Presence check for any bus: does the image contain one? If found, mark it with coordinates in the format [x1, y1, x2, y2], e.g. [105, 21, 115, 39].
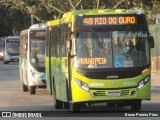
[19, 23, 46, 94]
[3, 36, 20, 64]
[45, 9, 154, 111]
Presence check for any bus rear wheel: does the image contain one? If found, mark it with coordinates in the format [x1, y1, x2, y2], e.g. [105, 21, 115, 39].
[29, 86, 36, 95]
[131, 100, 142, 111]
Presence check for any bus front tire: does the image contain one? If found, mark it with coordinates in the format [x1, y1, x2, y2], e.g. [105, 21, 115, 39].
[64, 102, 70, 109]
[131, 100, 141, 111]
[22, 84, 28, 92]
[55, 99, 63, 109]
[29, 86, 36, 95]
[70, 102, 85, 112]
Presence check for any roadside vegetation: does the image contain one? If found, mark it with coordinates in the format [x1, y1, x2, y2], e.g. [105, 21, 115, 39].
[0, 0, 159, 36]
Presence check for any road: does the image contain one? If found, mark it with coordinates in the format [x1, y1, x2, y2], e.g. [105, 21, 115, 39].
[0, 61, 160, 117]
[0, 61, 53, 111]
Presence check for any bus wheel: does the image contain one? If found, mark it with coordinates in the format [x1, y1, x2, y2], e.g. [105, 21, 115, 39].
[29, 86, 36, 95]
[22, 84, 28, 92]
[131, 100, 141, 111]
[70, 102, 82, 112]
[64, 102, 70, 109]
[55, 99, 63, 109]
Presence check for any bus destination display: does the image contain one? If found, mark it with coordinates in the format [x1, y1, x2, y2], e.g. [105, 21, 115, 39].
[83, 16, 137, 26]
[30, 31, 45, 38]
[6, 39, 19, 42]
[35, 31, 45, 37]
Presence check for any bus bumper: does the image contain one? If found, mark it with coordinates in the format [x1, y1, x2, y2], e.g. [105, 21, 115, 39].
[71, 78, 151, 103]
[28, 77, 46, 88]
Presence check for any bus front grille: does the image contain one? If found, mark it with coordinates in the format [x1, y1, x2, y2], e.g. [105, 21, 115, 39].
[91, 89, 135, 97]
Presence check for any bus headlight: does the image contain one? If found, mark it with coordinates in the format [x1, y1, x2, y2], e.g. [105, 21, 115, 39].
[137, 76, 150, 90]
[74, 78, 90, 92]
[0, 52, 3, 56]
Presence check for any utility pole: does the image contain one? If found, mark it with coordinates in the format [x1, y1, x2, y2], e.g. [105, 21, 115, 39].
[31, 14, 34, 25]
[97, 0, 99, 9]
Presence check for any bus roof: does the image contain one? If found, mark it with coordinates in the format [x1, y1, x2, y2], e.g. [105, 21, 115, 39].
[20, 23, 46, 36]
[5, 36, 20, 39]
[29, 23, 46, 29]
[62, 9, 143, 18]
[46, 9, 145, 26]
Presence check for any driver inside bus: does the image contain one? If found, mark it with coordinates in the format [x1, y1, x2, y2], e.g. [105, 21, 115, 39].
[32, 42, 39, 63]
[123, 39, 134, 53]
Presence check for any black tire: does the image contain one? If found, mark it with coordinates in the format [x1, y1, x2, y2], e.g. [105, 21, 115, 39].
[131, 100, 142, 111]
[64, 102, 70, 109]
[70, 102, 85, 112]
[29, 86, 36, 95]
[55, 99, 63, 109]
[22, 84, 28, 92]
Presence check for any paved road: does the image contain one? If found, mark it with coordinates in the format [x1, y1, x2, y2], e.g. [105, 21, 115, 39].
[0, 61, 160, 114]
[0, 61, 54, 110]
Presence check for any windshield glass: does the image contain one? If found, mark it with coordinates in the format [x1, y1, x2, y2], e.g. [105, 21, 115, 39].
[30, 40, 45, 67]
[75, 31, 149, 69]
[6, 39, 20, 54]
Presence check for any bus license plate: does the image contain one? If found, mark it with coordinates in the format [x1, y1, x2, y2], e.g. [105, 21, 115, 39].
[108, 92, 120, 96]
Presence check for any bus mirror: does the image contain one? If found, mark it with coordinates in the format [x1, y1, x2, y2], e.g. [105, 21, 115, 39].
[24, 43, 27, 50]
[149, 35, 154, 48]
[75, 33, 79, 38]
[67, 40, 72, 52]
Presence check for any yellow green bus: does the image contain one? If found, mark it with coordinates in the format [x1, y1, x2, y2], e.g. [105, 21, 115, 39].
[45, 9, 154, 112]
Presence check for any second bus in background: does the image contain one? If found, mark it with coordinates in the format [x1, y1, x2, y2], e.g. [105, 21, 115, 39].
[19, 23, 46, 94]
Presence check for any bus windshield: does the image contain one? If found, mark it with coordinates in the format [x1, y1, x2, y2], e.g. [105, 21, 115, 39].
[30, 39, 45, 67]
[75, 31, 149, 69]
[6, 39, 20, 55]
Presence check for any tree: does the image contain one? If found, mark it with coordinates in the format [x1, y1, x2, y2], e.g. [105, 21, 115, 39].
[0, 4, 31, 36]
[0, 0, 159, 36]
[0, 0, 142, 21]
[144, 0, 160, 24]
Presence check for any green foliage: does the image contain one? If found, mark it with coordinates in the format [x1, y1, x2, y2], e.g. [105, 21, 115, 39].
[0, 4, 31, 36]
[0, 0, 159, 36]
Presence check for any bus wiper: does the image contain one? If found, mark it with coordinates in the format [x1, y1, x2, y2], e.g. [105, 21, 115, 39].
[119, 27, 130, 47]
[83, 42, 90, 56]
[92, 30, 107, 57]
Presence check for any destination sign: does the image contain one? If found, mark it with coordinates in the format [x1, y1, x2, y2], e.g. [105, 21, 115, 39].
[30, 30, 46, 38]
[35, 31, 45, 37]
[78, 57, 107, 65]
[7, 39, 19, 42]
[83, 16, 137, 26]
